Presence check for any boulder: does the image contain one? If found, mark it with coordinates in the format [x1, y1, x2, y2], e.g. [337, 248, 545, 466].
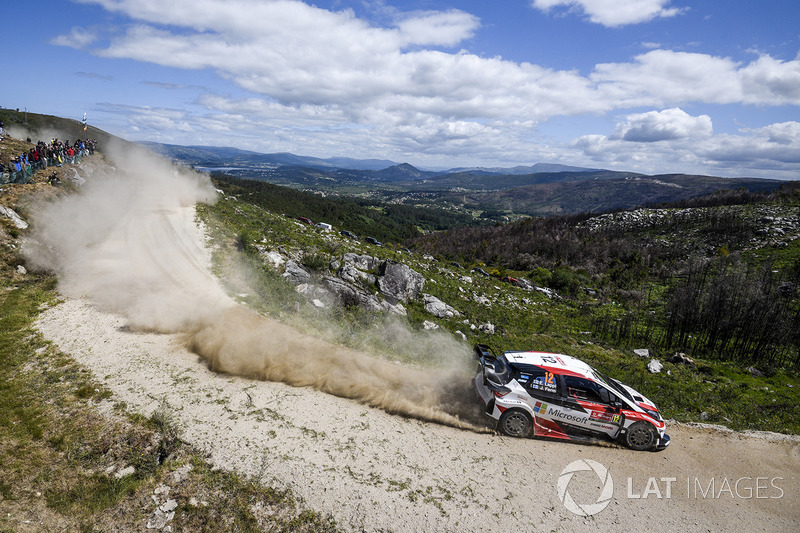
[282, 261, 311, 285]
[339, 262, 376, 285]
[647, 359, 663, 373]
[422, 294, 459, 318]
[0, 205, 28, 229]
[342, 253, 381, 272]
[634, 349, 650, 358]
[322, 276, 383, 312]
[377, 260, 425, 303]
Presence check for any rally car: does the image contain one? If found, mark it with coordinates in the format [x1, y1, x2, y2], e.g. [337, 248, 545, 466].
[473, 344, 670, 451]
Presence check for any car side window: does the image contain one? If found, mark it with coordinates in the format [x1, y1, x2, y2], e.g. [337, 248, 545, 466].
[563, 376, 616, 405]
[518, 367, 559, 397]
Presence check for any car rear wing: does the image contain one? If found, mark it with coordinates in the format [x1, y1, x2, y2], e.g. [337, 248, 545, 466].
[473, 343, 497, 362]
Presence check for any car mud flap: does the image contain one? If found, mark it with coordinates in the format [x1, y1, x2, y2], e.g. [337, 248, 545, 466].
[485, 397, 496, 415]
[533, 416, 570, 440]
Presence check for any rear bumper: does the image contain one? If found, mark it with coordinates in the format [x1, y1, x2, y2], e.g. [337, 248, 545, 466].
[473, 373, 497, 417]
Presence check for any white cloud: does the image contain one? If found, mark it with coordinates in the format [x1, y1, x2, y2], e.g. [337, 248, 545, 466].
[395, 10, 480, 47]
[611, 108, 712, 142]
[50, 26, 98, 48]
[60, 1, 800, 177]
[531, 0, 684, 27]
[573, 119, 800, 177]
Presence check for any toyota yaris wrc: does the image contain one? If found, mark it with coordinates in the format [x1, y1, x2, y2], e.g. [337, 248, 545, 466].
[473, 344, 670, 451]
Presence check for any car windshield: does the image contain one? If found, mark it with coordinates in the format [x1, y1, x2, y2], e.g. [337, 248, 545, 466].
[591, 369, 634, 401]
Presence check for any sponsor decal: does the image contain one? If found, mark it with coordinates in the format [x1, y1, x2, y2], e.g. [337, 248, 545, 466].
[541, 356, 557, 364]
[534, 401, 548, 414]
[590, 410, 622, 424]
[547, 407, 588, 424]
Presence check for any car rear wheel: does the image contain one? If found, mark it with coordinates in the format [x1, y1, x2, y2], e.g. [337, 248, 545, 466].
[625, 421, 658, 451]
[498, 409, 532, 438]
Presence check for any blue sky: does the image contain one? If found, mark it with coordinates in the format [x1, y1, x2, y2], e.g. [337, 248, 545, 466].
[4, 0, 800, 178]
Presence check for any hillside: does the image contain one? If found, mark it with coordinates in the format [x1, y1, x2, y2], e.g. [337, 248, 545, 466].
[2, 117, 800, 530]
[144, 138, 786, 219]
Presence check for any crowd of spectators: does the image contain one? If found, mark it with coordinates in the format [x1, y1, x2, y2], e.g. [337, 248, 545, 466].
[1, 135, 97, 185]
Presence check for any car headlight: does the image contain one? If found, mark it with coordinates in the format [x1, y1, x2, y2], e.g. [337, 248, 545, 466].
[644, 408, 662, 422]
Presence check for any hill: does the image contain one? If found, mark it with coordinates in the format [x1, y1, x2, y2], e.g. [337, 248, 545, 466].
[0, 108, 122, 148]
[2, 123, 800, 530]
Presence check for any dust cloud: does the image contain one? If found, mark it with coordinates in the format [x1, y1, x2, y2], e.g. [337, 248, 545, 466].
[24, 143, 484, 431]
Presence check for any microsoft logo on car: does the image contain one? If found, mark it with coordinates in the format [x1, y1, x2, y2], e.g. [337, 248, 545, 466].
[534, 401, 548, 413]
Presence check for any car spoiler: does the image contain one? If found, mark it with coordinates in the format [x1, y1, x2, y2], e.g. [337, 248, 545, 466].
[473, 343, 496, 361]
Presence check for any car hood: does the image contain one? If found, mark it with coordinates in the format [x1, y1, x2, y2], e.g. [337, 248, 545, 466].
[617, 382, 660, 412]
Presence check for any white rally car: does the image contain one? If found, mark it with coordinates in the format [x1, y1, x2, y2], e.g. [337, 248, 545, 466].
[473, 344, 670, 451]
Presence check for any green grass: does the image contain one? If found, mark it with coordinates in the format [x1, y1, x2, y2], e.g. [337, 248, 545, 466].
[200, 189, 800, 435]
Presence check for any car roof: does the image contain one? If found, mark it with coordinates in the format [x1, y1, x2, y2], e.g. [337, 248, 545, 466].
[503, 350, 595, 379]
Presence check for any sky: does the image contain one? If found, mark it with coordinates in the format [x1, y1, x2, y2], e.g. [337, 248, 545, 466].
[3, 0, 800, 178]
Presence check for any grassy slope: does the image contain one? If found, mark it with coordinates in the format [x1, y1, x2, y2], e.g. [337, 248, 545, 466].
[0, 135, 336, 532]
[205, 178, 800, 435]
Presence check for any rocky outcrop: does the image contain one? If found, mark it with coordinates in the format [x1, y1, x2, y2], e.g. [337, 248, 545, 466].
[377, 260, 425, 303]
[282, 261, 311, 285]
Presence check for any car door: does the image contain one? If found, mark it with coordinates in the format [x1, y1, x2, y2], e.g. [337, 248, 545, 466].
[558, 375, 624, 438]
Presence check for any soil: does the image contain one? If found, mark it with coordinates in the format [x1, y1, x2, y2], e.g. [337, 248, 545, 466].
[36, 298, 800, 532]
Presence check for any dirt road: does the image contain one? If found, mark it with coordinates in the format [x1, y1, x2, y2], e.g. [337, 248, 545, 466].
[36, 299, 800, 532]
[28, 152, 799, 531]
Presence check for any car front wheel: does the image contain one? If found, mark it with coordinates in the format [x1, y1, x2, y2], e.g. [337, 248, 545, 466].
[624, 421, 658, 451]
[498, 409, 532, 438]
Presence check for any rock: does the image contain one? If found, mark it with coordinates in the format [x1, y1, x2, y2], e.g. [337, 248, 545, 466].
[747, 366, 765, 378]
[282, 261, 311, 285]
[669, 352, 695, 365]
[16, 265, 27, 275]
[473, 295, 491, 306]
[160, 499, 178, 513]
[422, 320, 439, 330]
[0, 205, 28, 229]
[478, 322, 495, 334]
[377, 260, 425, 303]
[295, 283, 334, 305]
[339, 262, 376, 285]
[380, 298, 407, 316]
[455, 330, 468, 341]
[114, 466, 136, 479]
[323, 276, 383, 312]
[263, 251, 284, 269]
[647, 359, 663, 373]
[342, 253, 380, 272]
[634, 349, 650, 358]
[311, 299, 326, 308]
[422, 294, 459, 318]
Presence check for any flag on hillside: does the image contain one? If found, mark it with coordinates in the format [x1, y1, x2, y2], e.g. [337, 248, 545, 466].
[82, 113, 87, 132]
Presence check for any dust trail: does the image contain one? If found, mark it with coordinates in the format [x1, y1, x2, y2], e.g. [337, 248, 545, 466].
[24, 142, 484, 431]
